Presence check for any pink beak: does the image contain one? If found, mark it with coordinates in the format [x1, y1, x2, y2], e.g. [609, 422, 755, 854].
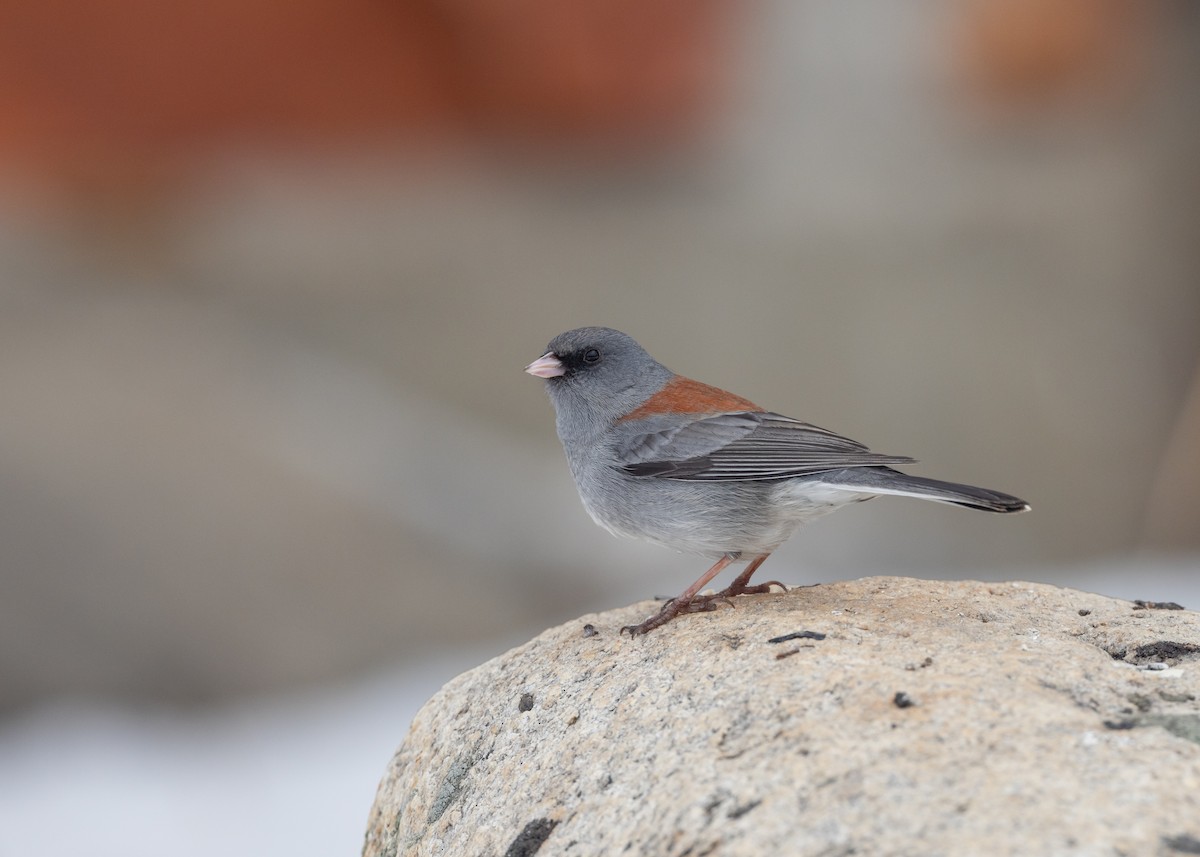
[525, 352, 566, 378]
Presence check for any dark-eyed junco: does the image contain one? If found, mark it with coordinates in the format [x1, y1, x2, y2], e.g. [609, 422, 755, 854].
[526, 327, 1029, 635]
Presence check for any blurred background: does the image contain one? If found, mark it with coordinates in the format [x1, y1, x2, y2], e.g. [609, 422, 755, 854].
[1, 0, 1198, 854]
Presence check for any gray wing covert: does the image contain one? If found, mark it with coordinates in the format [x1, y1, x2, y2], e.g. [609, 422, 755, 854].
[616, 412, 916, 481]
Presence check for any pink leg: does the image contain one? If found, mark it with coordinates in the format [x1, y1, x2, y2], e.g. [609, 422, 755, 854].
[620, 553, 787, 636]
[620, 554, 735, 636]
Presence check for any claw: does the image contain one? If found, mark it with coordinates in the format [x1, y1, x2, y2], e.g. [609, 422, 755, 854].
[719, 579, 787, 598]
[621, 553, 783, 635]
[622, 591, 726, 634]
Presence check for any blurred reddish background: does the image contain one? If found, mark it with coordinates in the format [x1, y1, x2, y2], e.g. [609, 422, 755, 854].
[958, 0, 1151, 109]
[0, 0, 1160, 196]
[0, 0, 735, 204]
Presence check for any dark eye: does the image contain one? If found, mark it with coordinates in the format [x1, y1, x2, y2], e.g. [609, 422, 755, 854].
[583, 348, 600, 364]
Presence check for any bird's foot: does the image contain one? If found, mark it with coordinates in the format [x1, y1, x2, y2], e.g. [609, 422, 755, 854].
[620, 595, 723, 636]
[619, 554, 786, 636]
[715, 578, 787, 598]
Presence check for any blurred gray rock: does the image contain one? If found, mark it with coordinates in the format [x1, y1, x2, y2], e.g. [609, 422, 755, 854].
[364, 577, 1200, 857]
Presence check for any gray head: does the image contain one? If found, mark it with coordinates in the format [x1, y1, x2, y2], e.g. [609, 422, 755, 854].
[525, 327, 673, 439]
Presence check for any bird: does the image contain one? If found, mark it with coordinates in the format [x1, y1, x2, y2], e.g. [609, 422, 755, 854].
[525, 327, 1029, 635]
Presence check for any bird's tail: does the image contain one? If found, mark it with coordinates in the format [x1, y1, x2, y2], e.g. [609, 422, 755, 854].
[818, 467, 1030, 513]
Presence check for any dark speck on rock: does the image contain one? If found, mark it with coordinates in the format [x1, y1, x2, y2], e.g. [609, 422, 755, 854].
[583, 624, 597, 637]
[893, 692, 915, 709]
[518, 693, 535, 712]
[1162, 833, 1200, 854]
[1133, 642, 1200, 664]
[504, 818, 559, 857]
[768, 631, 826, 643]
[727, 799, 762, 820]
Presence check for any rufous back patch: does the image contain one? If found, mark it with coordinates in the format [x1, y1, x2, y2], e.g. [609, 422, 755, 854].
[619, 376, 764, 422]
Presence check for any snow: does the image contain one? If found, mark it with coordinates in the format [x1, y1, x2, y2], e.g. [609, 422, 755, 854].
[0, 651, 486, 857]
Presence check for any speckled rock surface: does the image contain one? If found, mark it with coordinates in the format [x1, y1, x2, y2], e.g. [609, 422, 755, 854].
[363, 577, 1200, 857]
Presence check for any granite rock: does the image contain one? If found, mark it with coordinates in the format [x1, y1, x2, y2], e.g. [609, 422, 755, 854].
[364, 577, 1200, 857]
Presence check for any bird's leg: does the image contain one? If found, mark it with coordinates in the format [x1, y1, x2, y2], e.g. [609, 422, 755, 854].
[620, 554, 736, 636]
[711, 552, 786, 598]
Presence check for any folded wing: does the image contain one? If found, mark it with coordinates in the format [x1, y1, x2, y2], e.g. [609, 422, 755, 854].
[616, 412, 916, 481]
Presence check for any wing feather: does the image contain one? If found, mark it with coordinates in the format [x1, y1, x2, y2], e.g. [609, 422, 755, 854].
[616, 412, 915, 481]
